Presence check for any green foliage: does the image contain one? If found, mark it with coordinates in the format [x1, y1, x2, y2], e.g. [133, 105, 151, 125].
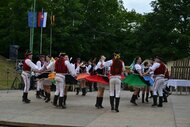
[0, 0, 189, 64]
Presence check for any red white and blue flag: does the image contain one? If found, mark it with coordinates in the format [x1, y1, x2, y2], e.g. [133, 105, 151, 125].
[38, 11, 47, 28]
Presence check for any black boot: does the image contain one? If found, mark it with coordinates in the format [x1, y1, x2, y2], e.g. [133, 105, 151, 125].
[25, 93, 31, 102]
[99, 97, 104, 108]
[130, 94, 137, 106]
[157, 96, 163, 107]
[149, 91, 153, 98]
[53, 95, 59, 106]
[36, 91, 41, 99]
[89, 83, 92, 92]
[63, 95, 67, 107]
[22, 93, 30, 103]
[82, 88, 87, 96]
[44, 92, 48, 100]
[163, 93, 168, 102]
[95, 97, 100, 109]
[40, 90, 45, 97]
[59, 97, 66, 109]
[115, 98, 120, 112]
[145, 93, 149, 102]
[137, 89, 140, 98]
[22, 93, 25, 102]
[110, 96, 115, 111]
[45, 93, 51, 103]
[76, 87, 80, 95]
[142, 93, 145, 103]
[152, 95, 157, 107]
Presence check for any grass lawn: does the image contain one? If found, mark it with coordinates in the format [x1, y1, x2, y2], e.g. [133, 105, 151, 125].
[0, 56, 22, 90]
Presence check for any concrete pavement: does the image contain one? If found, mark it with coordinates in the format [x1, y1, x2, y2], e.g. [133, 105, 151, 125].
[0, 90, 189, 127]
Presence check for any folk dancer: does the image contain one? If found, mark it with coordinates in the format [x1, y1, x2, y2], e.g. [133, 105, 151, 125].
[144, 56, 168, 107]
[43, 55, 54, 103]
[104, 53, 125, 112]
[94, 55, 107, 109]
[36, 55, 45, 98]
[47, 53, 76, 109]
[122, 56, 147, 106]
[21, 51, 41, 103]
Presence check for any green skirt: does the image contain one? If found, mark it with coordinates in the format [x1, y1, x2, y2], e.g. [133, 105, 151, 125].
[122, 74, 146, 88]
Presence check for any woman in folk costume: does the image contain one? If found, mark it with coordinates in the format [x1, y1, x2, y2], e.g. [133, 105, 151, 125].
[79, 61, 88, 96]
[75, 59, 88, 96]
[148, 58, 154, 98]
[94, 55, 107, 109]
[36, 55, 45, 99]
[74, 58, 82, 95]
[21, 51, 41, 103]
[144, 56, 168, 107]
[104, 53, 125, 112]
[86, 59, 93, 92]
[141, 61, 154, 103]
[42, 55, 54, 103]
[47, 53, 76, 109]
[63, 55, 77, 107]
[123, 56, 147, 105]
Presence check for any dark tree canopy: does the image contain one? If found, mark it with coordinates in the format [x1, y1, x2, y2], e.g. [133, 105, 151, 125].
[0, 0, 189, 64]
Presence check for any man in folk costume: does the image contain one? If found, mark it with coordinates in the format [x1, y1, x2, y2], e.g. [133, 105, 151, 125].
[144, 56, 167, 107]
[48, 53, 76, 109]
[21, 51, 41, 103]
[104, 52, 125, 112]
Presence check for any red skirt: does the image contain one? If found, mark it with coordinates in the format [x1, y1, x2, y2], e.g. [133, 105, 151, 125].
[85, 75, 109, 85]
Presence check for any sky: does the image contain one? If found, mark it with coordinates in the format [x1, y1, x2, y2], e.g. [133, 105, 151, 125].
[122, 0, 153, 14]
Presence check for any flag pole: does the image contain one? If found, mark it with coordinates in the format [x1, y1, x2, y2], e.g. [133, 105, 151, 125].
[50, 11, 53, 56]
[31, 0, 36, 53]
[40, 27, 43, 54]
[29, 6, 32, 51]
[40, 8, 43, 54]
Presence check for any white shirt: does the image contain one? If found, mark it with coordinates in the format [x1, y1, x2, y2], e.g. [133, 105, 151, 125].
[104, 60, 125, 71]
[95, 61, 105, 70]
[47, 60, 76, 76]
[45, 61, 54, 72]
[25, 59, 39, 71]
[86, 64, 92, 74]
[36, 61, 42, 70]
[134, 64, 143, 75]
[150, 62, 160, 71]
[104, 60, 112, 68]
[134, 64, 142, 71]
[65, 61, 76, 76]
[75, 64, 80, 74]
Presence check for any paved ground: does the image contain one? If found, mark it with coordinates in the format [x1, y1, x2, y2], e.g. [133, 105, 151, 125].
[0, 90, 189, 127]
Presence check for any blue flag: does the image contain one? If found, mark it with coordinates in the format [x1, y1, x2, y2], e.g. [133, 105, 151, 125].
[28, 11, 37, 28]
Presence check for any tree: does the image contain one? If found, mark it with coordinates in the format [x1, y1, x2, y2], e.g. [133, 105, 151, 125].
[136, 0, 190, 60]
